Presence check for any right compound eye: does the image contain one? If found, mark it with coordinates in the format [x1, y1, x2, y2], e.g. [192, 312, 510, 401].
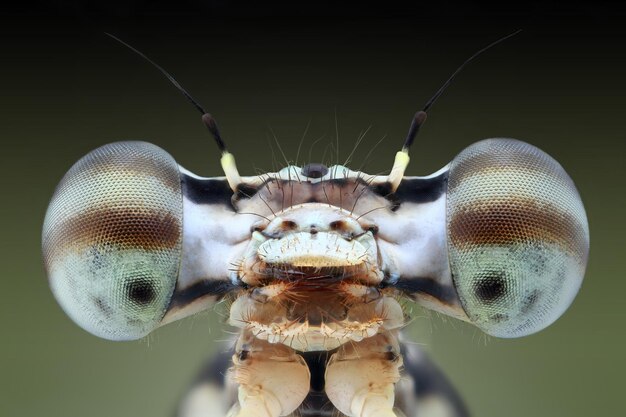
[445, 138, 589, 338]
[42, 141, 184, 341]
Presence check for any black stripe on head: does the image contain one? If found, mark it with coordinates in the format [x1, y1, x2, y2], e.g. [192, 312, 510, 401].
[370, 183, 401, 211]
[181, 173, 233, 205]
[168, 279, 236, 309]
[235, 183, 260, 200]
[393, 276, 459, 305]
[392, 170, 448, 204]
[368, 170, 447, 212]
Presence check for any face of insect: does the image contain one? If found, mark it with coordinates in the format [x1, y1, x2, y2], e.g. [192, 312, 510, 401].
[43, 137, 589, 345]
[39, 32, 592, 416]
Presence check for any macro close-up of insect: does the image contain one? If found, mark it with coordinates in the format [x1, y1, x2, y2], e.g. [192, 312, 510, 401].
[39, 30, 591, 417]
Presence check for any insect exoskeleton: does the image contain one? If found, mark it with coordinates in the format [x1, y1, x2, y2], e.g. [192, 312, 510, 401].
[42, 33, 590, 417]
[42, 138, 589, 416]
[228, 178, 406, 352]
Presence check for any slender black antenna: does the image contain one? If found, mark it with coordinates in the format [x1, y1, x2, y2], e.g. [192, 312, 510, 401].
[105, 33, 227, 153]
[402, 29, 522, 150]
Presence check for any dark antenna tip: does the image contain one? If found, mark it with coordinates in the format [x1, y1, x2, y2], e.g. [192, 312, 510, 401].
[403, 29, 522, 152]
[402, 111, 428, 150]
[104, 32, 228, 153]
[201, 113, 227, 153]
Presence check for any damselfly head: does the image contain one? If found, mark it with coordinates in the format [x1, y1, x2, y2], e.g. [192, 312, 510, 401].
[42, 31, 588, 347]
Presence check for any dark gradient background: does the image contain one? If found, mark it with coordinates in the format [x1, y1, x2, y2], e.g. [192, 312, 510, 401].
[2, 2, 624, 417]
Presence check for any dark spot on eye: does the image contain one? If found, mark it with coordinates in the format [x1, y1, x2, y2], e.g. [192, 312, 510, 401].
[127, 318, 142, 326]
[521, 289, 540, 313]
[475, 272, 507, 303]
[490, 313, 509, 323]
[301, 163, 328, 178]
[238, 350, 249, 361]
[126, 279, 157, 305]
[385, 350, 399, 361]
[93, 297, 112, 315]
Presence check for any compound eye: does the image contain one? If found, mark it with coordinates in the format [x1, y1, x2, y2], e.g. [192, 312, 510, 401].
[446, 139, 589, 338]
[42, 141, 184, 340]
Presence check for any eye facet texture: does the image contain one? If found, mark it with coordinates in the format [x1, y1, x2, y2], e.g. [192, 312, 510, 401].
[446, 138, 589, 338]
[42, 141, 183, 340]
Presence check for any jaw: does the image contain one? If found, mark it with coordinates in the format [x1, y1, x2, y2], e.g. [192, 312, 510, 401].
[236, 228, 387, 322]
[258, 231, 373, 268]
[228, 280, 405, 351]
[225, 202, 407, 351]
[238, 222, 385, 288]
[229, 222, 404, 351]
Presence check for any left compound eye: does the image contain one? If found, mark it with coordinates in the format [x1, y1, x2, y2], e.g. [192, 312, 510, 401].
[446, 138, 589, 338]
[42, 142, 184, 341]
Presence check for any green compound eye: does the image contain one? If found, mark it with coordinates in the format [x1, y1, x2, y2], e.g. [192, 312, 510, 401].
[42, 141, 184, 341]
[446, 138, 589, 338]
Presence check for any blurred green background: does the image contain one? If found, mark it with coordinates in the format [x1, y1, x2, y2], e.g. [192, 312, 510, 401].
[1, 3, 624, 417]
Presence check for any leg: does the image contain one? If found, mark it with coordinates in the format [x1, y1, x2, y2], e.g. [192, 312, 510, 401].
[325, 332, 403, 417]
[395, 343, 470, 417]
[229, 330, 311, 417]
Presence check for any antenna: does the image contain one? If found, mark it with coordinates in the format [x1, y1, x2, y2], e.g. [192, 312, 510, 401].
[388, 30, 522, 191]
[105, 33, 241, 190]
